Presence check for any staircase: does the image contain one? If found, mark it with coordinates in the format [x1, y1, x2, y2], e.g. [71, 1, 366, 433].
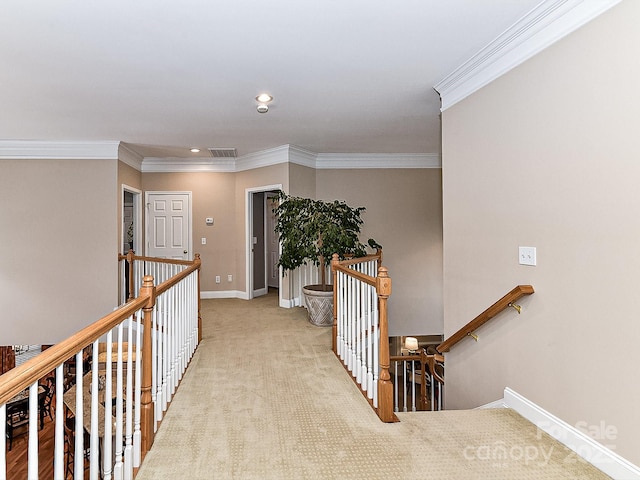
[135, 293, 610, 480]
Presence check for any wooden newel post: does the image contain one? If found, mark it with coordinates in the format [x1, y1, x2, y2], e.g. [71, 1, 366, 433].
[376, 266, 395, 422]
[194, 254, 203, 343]
[331, 253, 340, 355]
[139, 275, 157, 454]
[126, 249, 135, 302]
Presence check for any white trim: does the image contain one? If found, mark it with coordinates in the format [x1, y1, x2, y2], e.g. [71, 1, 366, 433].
[201, 290, 248, 300]
[121, 184, 143, 255]
[118, 143, 144, 171]
[235, 145, 290, 172]
[316, 152, 440, 169]
[279, 297, 296, 308]
[2, 140, 442, 171]
[288, 145, 318, 168]
[476, 398, 507, 409]
[504, 387, 640, 480]
[141, 157, 236, 173]
[434, 0, 622, 111]
[140, 144, 441, 172]
[245, 184, 283, 304]
[253, 287, 268, 297]
[0, 140, 120, 159]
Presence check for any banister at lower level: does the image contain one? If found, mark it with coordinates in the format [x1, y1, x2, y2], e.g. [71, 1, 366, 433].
[437, 285, 534, 353]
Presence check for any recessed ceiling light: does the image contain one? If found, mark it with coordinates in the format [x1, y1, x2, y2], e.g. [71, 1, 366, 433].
[190, 148, 200, 153]
[256, 93, 273, 103]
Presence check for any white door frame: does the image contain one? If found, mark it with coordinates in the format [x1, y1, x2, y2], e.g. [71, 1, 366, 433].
[145, 191, 193, 259]
[122, 184, 142, 254]
[245, 184, 282, 302]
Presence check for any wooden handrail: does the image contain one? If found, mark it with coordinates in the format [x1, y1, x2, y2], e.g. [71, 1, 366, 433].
[0, 296, 147, 405]
[155, 255, 201, 297]
[437, 285, 534, 353]
[332, 264, 376, 287]
[333, 250, 382, 268]
[1, 255, 202, 473]
[118, 251, 196, 267]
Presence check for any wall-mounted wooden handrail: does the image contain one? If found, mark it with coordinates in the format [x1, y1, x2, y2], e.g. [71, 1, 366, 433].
[437, 285, 534, 353]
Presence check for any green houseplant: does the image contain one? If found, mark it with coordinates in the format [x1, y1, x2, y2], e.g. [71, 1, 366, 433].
[273, 191, 379, 326]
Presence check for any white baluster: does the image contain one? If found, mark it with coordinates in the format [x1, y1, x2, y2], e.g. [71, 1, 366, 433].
[103, 333, 113, 480]
[124, 316, 134, 480]
[151, 293, 158, 426]
[133, 312, 142, 467]
[90, 341, 100, 480]
[53, 365, 64, 480]
[367, 283, 374, 400]
[161, 291, 169, 414]
[74, 351, 84, 480]
[114, 324, 124, 480]
[393, 362, 399, 412]
[1, 403, 5, 479]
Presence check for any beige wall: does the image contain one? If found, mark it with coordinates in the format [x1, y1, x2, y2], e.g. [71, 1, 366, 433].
[118, 161, 142, 191]
[142, 164, 288, 294]
[234, 163, 288, 295]
[288, 163, 315, 198]
[441, 0, 639, 464]
[142, 171, 237, 293]
[316, 168, 443, 335]
[117, 160, 142, 253]
[0, 159, 118, 343]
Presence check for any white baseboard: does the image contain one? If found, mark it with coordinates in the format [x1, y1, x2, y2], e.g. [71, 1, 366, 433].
[253, 287, 267, 297]
[503, 387, 640, 480]
[200, 290, 248, 300]
[201, 290, 306, 307]
[476, 399, 507, 409]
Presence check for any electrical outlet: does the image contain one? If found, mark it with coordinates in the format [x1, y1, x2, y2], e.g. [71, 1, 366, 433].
[215, 275, 221, 283]
[201, 237, 206, 245]
[228, 274, 233, 282]
[519, 246, 536, 266]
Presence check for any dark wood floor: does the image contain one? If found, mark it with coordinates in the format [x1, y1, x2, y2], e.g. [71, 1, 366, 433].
[6, 409, 56, 480]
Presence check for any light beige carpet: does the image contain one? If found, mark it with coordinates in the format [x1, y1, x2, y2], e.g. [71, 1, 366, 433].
[136, 292, 610, 479]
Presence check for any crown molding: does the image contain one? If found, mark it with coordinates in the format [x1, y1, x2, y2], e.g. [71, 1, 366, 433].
[434, 0, 622, 111]
[288, 145, 318, 168]
[0, 140, 441, 171]
[0, 140, 120, 159]
[141, 145, 293, 173]
[315, 152, 441, 169]
[118, 142, 144, 171]
[141, 157, 237, 173]
[234, 144, 290, 172]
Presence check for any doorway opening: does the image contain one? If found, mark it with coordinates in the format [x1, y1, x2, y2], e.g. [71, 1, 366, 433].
[122, 185, 142, 300]
[246, 185, 282, 304]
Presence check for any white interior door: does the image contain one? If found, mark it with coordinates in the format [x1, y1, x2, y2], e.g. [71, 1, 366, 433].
[146, 192, 192, 259]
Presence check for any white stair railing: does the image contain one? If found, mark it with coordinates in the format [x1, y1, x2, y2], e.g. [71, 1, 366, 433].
[332, 252, 395, 423]
[0, 254, 201, 480]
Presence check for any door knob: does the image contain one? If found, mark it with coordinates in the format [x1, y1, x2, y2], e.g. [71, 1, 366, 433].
[184, 250, 188, 254]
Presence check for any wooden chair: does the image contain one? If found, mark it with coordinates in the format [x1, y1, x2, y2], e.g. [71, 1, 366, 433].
[40, 376, 55, 422]
[63, 406, 93, 479]
[6, 398, 29, 450]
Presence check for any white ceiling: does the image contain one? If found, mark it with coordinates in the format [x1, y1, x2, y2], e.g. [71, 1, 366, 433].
[0, 0, 542, 160]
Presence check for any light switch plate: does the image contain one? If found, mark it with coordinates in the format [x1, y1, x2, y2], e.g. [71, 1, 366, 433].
[519, 246, 536, 266]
